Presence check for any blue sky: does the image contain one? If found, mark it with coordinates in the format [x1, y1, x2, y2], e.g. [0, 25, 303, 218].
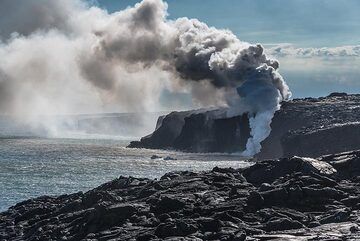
[89, 0, 360, 98]
[93, 0, 360, 47]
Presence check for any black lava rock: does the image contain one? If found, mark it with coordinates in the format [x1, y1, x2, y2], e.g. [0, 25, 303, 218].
[1, 151, 360, 240]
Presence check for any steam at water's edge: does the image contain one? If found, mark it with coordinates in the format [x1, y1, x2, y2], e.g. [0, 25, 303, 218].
[0, 0, 291, 155]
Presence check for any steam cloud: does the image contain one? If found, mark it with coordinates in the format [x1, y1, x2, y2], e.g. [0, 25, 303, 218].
[0, 0, 291, 156]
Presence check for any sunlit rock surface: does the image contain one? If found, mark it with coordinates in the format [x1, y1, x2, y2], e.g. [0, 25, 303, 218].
[1, 150, 360, 240]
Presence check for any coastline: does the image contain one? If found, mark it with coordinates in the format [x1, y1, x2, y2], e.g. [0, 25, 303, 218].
[1, 150, 359, 240]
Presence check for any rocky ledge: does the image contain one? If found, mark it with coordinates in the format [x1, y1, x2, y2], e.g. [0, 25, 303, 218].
[1, 150, 360, 240]
[128, 93, 360, 159]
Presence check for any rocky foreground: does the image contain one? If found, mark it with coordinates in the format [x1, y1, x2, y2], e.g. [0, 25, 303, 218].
[1, 150, 360, 240]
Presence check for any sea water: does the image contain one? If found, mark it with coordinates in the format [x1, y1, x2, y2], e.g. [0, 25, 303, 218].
[0, 137, 252, 211]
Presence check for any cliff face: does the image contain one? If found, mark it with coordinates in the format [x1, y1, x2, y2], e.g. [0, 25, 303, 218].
[129, 93, 360, 158]
[173, 112, 250, 153]
[258, 93, 360, 159]
[129, 109, 251, 153]
[281, 123, 360, 158]
[129, 110, 193, 149]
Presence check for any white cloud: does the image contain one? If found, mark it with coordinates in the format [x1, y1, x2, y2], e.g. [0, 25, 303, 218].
[267, 44, 360, 58]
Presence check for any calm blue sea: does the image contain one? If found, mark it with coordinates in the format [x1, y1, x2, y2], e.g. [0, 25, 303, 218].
[0, 137, 251, 211]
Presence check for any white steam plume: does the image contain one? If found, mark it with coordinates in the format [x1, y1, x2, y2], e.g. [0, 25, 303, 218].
[0, 0, 291, 155]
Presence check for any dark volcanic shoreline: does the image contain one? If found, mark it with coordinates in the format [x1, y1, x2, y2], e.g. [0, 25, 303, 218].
[129, 93, 360, 159]
[1, 150, 360, 240]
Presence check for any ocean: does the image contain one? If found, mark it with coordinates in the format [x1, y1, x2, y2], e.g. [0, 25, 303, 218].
[0, 137, 252, 211]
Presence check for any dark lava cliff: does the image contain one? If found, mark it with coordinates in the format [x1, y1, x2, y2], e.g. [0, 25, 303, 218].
[129, 109, 251, 153]
[129, 93, 360, 159]
[1, 150, 360, 240]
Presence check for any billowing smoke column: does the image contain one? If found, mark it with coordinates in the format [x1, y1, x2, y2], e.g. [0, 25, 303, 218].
[0, 0, 291, 155]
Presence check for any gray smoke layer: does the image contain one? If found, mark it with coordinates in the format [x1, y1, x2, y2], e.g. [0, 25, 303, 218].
[0, 0, 291, 155]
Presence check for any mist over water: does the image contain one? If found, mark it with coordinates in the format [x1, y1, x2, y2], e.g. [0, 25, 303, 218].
[0, 111, 168, 140]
